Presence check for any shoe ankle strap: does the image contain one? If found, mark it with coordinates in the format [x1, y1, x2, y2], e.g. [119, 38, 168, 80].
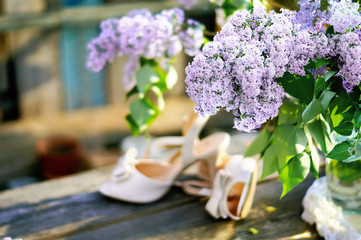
[181, 115, 209, 166]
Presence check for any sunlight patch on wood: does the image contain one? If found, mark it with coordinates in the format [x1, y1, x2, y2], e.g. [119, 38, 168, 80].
[277, 231, 313, 239]
[0, 225, 9, 236]
[144, 221, 236, 240]
[18, 216, 102, 240]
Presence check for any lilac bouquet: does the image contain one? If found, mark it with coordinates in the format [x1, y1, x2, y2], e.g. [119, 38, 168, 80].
[185, 0, 361, 195]
[87, 8, 203, 135]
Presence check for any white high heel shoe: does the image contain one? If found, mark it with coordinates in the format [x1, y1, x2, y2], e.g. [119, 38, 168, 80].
[177, 155, 257, 220]
[99, 114, 231, 203]
[205, 155, 257, 220]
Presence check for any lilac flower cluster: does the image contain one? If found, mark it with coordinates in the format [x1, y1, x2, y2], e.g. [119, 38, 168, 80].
[298, 0, 361, 92]
[328, 0, 361, 34]
[333, 32, 361, 92]
[185, 0, 361, 132]
[86, 8, 203, 91]
[186, 5, 291, 132]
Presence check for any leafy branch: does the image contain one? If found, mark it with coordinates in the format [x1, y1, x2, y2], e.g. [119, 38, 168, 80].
[245, 58, 361, 197]
[126, 58, 178, 136]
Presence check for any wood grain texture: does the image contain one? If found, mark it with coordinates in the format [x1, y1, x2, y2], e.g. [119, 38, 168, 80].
[0, 96, 194, 136]
[0, 164, 323, 239]
[0, 132, 37, 183]
[4, 0, 63, 119]
[0, 0, 211, 32]
[62, 176, 322, 240]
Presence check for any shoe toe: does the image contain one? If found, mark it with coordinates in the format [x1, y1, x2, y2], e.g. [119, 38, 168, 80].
[99, 181, 112, 197]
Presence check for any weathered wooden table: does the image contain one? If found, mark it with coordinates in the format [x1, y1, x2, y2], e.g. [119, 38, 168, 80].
[0, 162, 322, 240]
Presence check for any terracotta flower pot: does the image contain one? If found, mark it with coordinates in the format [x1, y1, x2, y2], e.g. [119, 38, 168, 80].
[36, 134, 84, 179]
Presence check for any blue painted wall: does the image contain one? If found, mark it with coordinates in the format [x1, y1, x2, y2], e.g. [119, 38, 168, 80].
[61, 0, 107, 111]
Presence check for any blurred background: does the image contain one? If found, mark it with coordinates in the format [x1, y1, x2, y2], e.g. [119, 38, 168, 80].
[0, 0, 220, 192]
[0, 0, 296, 191]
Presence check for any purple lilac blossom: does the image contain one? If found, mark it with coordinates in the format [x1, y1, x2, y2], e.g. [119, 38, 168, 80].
[179, 0, 198, 9]
[186, 0, 361, 132]
[333, 32, 361, 92]
[186, 5, 290, 132]
[179, 19, 204, 56]
[86, 19, 119, 72]
[86, 8, 203, 90]
[328, 0, 361, 34]
[123, 56, 140, 91]
[294, 0, 321, 30]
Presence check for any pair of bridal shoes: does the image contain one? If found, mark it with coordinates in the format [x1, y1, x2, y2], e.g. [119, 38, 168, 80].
[99, 114, 230, 203]
[99, 113, 258, 220]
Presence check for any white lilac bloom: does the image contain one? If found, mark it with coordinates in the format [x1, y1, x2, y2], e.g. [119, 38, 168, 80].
[86, 8, 203, 89]
[328, 0, 361, 33]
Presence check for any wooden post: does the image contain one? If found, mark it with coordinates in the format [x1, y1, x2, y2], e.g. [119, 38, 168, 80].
[3, 0, 63, 118]
[107, 56, 127, 105]
[0, 1, 19, 122]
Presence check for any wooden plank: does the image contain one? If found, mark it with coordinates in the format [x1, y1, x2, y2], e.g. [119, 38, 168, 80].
[0, 163, 198, 239]
[63, 176, 321, 240]
[0, 132, 37, 184]
[0, 161, 322, 240]
[0, 188, 197, 240]
[0, 96, 195, 136]
[4, 0, 63, 119]
[0, 0, 212, 32]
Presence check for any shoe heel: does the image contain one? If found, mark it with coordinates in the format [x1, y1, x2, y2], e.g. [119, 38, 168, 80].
[197, 132, 231, 186]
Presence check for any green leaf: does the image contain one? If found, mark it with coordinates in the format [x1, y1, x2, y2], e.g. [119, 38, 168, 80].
[279, 153, 310, 198]
[333, 121, 353, 136]
[248, 228, 259, 235]
[326, 26, 334, 35]
[315, 58, 328, 70]
[130, 97, 158, 133]
[330, 95, 352, 115]
[261, 145, 278, 179]
[319, 90, 336, 111]
[126, 85, 139, 99]
[278, 99, 304, 125]
[244, 128, 270, 157]
[165, 65, 178, 89]
[306, 117, 333, 153]
[126, 114, 141, 136]
[221, 0, 238, 17]
[277, 72, 315, 104]
[274, 125, 307, 170]
[330, 107, 344, 128]
[150, 86, 165, 111]
[354, 107, 361, 125]
[305, 127, 320, 178]
[302, 99, 323, 123]
[326, 142, 351, 160]
[324, 71, 338, 82]
[314, 77, 325, 97]
[343, 142, 361, 163]
[305, 60, 315, 70]
[136, 65, 160, 95]
[152, 66, 168, 92]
